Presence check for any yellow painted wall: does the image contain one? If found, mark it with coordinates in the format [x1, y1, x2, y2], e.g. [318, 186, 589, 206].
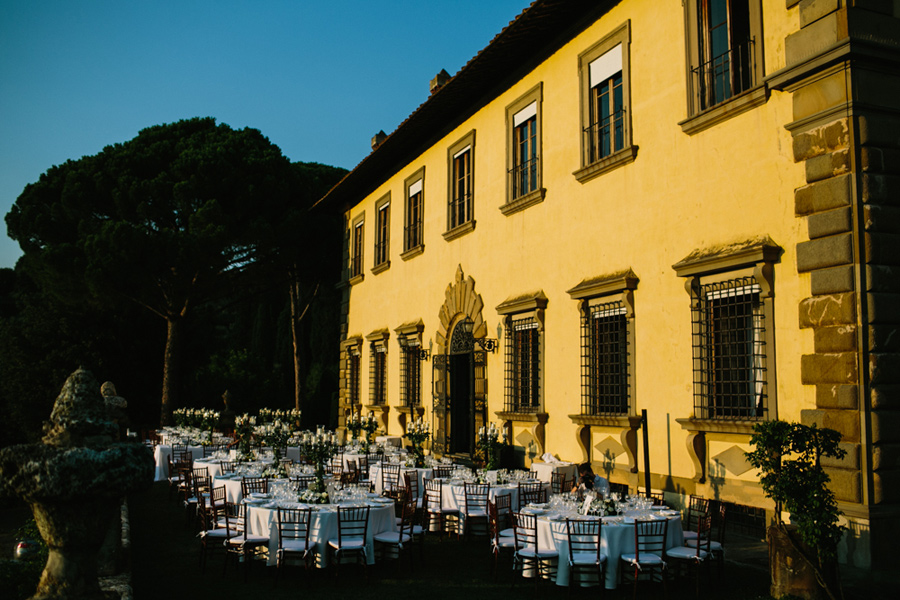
[342, 1, 808, 499]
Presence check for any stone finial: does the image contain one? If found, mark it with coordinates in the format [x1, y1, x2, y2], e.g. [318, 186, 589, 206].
[42, 368, 118, 448]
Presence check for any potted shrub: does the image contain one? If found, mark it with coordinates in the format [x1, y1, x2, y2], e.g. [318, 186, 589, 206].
[746, 420, 846, 600]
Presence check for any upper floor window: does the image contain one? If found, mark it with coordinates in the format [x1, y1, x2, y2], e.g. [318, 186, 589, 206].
[402, 168, 425, 259]
[576, 21, 636, 183]
[682, 0, 765, 131]
[373, 194, 390, 273]
[445, 130, 476, 240]
[342, 339, 362, 408]
[503, 84, 545, 215]
[350, 216, 364, 280]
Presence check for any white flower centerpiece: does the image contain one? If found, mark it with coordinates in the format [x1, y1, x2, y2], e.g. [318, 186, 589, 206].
[405, 418, 431, 468]
[234, 414, 257, 461]
[200, 408, 220, 445]
[298, 427, 338, 504]
[476, 422, 506, 471]
[579, 492, 617, 517]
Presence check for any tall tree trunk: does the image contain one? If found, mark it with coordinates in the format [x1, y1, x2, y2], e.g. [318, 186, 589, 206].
[289, 276, 303, 413]
[159, 316, 184, 425]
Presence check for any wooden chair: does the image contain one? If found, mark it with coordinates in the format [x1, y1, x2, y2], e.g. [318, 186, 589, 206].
[494, 493, 514, 536]
[224, 503, 270, 581]
[374, 497, 415, 572]
[683, 495, 710, 542]
[667, 514, 712, 597]
[342, 459, 360, 484]
[290, 474, 316, 493]
[241, 476, 269, 498]
[608, 481, 630, 497]
[620, 517, 669, 600]
[565, 518, 607, 592]
[517, 481, 543, 510]
[685, 501, 727, 577]
[276, 506, 314, 581]
[198, 486, 236, 570]
[423, 478, 459, 540]
[488, 499, 517, 577]
[512, 511, 558, 589]
[462, 482, 490, 539]
[433, 465, 454, 479]
[327, 505, 371, 577]
[550, 471, 569, 495]
[381, 463, 401, 497]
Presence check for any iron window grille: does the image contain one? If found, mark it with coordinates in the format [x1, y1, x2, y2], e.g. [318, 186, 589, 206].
[347, 348, 361, 407]
[405, 189, 423, 251]
[450, 148, 472, 228]
[350, 221, 364, 278]
[581, 301, 629, 416]
[692, 276, 766, 420]
[504, 317, 540, 413]
[510, 117, 538, 198]
[369, 344, 387, 405]
[585, 74, 625, 164]
[399, 343, 421, 407]
[374, 202, 389, 266]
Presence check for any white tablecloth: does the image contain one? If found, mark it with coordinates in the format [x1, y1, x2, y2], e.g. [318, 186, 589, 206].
[153, 445, 205, 481]
[530, 461, 578, 485]
[369, 464, 432, 496]
[246, 501, 397, 567]
[375, 435, 403, 447]
[534, 513, 683, 589]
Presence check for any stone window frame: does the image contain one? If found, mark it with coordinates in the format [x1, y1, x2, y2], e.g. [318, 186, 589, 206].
[349, 212, 365, 285]
[395, 320, 426, 422]
[366, 330, 389, 408]
[574, 20, 639, 184]
[567, 270, 639, 422]
[402, 167, 426, 260]
[678, 0, 768, 135]
[340, 337, 363, 411]
[372, 193, 391, 275]
[496, 291, 548, 417]
[444, 130, 477, 241]
[502, 83, 546, 216]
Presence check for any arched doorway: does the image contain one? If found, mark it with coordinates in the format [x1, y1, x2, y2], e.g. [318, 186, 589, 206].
[432, 266, 489, 458]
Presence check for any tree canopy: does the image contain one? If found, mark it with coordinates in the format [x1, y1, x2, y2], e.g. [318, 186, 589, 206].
[5, 118, 307, 425]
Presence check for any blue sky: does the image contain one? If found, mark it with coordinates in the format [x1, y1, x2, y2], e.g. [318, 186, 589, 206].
[0, 0, 529, 269]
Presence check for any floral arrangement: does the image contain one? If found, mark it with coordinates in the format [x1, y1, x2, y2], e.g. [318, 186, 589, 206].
[476, 422, 507, 471]
[200, 409, 220, 444]
[298, 427, 339, 504]
[346, 412, 364, 441]
[298, 478, 330, 504]
[405, 418, 431, 468]
[255, 419, 292, 462]
[347, 410, 379, 449]
[579, 494, 617, 517]
[261, 461, 291, 479]
[173, 407, 203, 428]
[234, 414, 257, 461]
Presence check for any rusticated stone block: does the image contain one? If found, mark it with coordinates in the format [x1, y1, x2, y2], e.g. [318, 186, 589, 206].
[797, 234, 853, 272]
[871, 384, 900, 410]
[801, 352, 859, 384]
[872, 471, 900, 504]
[865, 264, 900, 292]
[867, 293, 900, 323]
[868, 324, 900, 352]
[871, 410, 900, 443]
[864, 205, 900, 234]
[799, 292, 857, 328]
[814, 324, 858, 352]
[821, 441, 859, 469]
[862, 173, 900, 206]
[861, 147, 900, 174]
[824, 466, 860, 502]
[786, 11, 847, 67]
[811, 265, 855, 295]
[792, 119, 849, 162]
[870, 352, 900, 384]
[858, 114, 900, 149]
[800, 0, 841, 28]
[872, 443, 900, 470]
[795, 174, 852, 215]
[816, 383, 859, 409]
[808, 207, 852, 239]
[805, 149, 850, 183]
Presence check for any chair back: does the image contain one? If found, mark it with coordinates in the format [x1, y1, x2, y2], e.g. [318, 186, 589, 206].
[219, 460, 237, 474]
[199, 485, 227, 530]
[464, 482, 490, 515]
[647, 491, 665, 506]
[290, 474, 316, 493]
[608, 481, 629, 497]
[517, 481, 543, 510]
[633, 518, 668, 561]
[343, 459, 360, 484]
[566, 518, 602, 562]
[494, 493, 512, 529]
[689, 514, 713, 558]
[193, 474, 211, 499]
[336, 505, 370, 546]
[402, 471, 420, 501]
[357, 455, 370, 479]
[686, 494, 710, 532]
[550, 472, 569, 495]
[433, 465, 454, 479]
[424, 478, 442, 513]
[278, 507, 312, 551]
[367, 452, 382, 469]
[241, 476, 269, 497]
[331, 453, 344, 478]
[513, 511, 540, 551]
[381, 462, 401, 495]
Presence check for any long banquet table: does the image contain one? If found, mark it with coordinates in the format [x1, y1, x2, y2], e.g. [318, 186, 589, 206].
[245, 499, 397, 567]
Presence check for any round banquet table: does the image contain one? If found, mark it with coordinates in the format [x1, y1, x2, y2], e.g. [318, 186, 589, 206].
[245, 499, 398, 567]
[153, 444, 204, 481]
[529, 511, 683, 589]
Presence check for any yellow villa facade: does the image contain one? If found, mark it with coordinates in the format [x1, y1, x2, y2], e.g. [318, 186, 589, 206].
[318, 0, 900, 570]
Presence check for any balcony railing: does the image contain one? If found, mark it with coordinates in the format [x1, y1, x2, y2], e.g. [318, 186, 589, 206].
[690, 39, 755, 113]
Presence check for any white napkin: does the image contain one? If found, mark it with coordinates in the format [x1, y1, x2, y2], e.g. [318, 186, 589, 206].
[541, 453, 558, 464]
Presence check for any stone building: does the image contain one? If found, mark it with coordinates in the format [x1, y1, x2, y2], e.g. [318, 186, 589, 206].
[315, 0, 900, 569]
